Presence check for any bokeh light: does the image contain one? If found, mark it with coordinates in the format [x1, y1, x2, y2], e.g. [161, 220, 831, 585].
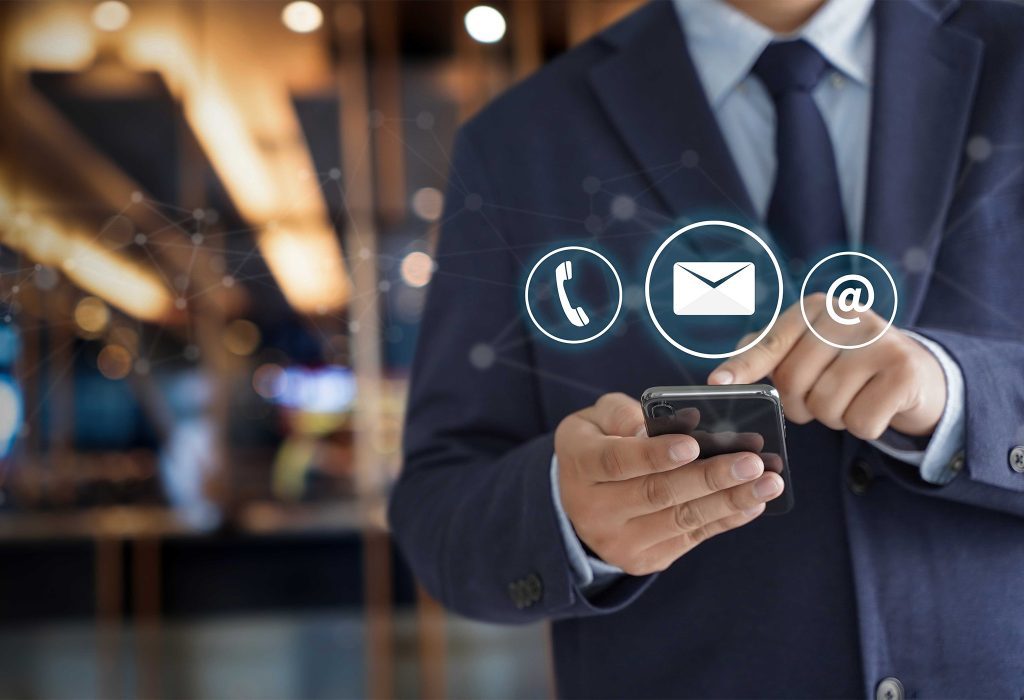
[281, 1, 323, 33]
[253, 363, 285, 399]
[399, 251, 434, 288]
[74, 296, 111, 334]
[223, 319, 262, 356]
[464, 5, 506, 44]
[97, 344, 132, 380]
[411, 187, 444, 222]
[92, 1, 131, 32]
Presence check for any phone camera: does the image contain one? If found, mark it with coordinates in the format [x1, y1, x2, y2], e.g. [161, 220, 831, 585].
[650, 403, 674, 419]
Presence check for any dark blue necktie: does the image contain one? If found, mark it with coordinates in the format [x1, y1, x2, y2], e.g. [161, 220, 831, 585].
[753, 40, 847, 263]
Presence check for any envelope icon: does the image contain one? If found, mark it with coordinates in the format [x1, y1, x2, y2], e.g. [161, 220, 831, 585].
[673, 262, 756, 315]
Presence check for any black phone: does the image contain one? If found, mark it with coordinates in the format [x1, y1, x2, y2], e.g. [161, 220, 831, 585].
[641, 384, 794, 514]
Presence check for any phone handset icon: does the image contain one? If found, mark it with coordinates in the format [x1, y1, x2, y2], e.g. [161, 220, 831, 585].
[555, 260, 590, 328]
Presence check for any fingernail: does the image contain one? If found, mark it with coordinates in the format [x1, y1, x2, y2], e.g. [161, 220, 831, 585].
[709, 369, 734, 385]
[669, 440, 696, 463]
[731, 455, 763, 481]
[753, 475, 782, 500]
[742, 504, 765, 517]
[635, 426, 648, 438]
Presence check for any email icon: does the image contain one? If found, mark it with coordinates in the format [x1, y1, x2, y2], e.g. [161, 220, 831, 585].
[673, 262, 756, 315]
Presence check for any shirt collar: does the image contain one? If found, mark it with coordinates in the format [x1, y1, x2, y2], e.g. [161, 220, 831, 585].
[673, 0, 875, 107]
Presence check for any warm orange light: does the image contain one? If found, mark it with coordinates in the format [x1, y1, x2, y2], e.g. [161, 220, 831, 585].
[0, 184, 175, 322]
[10, 6, 96, 69]
[260, 223, 351, 314]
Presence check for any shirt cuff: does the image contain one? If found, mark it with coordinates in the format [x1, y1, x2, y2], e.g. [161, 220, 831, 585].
[868, 330, 966, 485]
[550, 455, 624, 590]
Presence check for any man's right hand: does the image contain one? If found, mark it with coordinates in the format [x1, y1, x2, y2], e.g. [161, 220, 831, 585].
[554, 393, 785, 577]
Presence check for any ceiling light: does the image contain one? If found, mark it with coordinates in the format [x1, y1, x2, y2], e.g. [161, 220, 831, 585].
[92, 1, 131, 32]
[282, 1, 323, 33]
[464, 6, 506, 44]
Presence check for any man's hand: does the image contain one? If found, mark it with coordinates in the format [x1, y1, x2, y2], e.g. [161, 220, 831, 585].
[555, 393, 785, 577]
[708, 293, 947, 439]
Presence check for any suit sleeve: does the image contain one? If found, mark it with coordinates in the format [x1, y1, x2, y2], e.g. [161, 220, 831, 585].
[871, 327, 1024, 517]
[388, 128, 653, 623]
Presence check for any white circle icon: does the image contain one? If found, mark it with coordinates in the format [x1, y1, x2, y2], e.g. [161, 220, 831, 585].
[524, 245, 622, 345]
[800, 251, 898, 349]
[644, 220, 784, 359]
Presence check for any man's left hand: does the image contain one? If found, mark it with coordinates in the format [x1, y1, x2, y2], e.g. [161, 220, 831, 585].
[708, 293, 946, 440]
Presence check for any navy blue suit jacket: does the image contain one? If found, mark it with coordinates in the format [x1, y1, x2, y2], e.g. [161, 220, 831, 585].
[390, 1, 1024, 696]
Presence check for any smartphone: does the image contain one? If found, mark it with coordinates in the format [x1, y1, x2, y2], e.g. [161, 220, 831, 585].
[641, 384, 794, 514]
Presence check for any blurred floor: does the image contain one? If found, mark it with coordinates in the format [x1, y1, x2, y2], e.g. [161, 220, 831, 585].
[0, 611, 550, 699]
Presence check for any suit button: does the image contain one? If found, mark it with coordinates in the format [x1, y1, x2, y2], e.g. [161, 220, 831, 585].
[847, 459, 872, 495]
[1010, 446, 1024, 474]
[508, 580, 526, 609]
[524, 573, 543, 603]
[875, 677, 904, 700]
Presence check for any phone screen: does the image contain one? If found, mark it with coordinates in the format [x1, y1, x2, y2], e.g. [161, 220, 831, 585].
[643, 387, 794, 514]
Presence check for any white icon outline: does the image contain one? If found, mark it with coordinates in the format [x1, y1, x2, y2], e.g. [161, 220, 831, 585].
[800, 251, 898, 350]
[645, 220, 784, 359]
[525, 245, 622, 345]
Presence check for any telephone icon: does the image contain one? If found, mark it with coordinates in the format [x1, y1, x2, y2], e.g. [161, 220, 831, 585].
[555, 260, 590, 327]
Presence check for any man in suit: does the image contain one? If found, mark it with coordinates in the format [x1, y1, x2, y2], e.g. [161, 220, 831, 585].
[390, 0, 1024, 696]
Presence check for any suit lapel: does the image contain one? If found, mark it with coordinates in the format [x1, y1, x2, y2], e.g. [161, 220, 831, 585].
[587, 1, 757, 229]
[863, 0, 983, 322]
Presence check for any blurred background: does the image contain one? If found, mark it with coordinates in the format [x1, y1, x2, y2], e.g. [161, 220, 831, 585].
[0, 0, 644, 697]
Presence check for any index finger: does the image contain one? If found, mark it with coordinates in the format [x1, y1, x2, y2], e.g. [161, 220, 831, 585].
[583, 392, 647, 437]
[707, 298, 817, 385]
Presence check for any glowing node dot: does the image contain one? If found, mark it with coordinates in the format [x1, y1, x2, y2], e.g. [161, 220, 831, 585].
[581, 176, 601, 194]
[469, 343, 495, 369]
[611, 195, 636, 221]
[174, 298, 187, 310]
[903, 246, 929, 273]
[131, 191, 143, 203]
[464, 193, 483, 211]
[183, 345, 200, 361]
[966, 135, 992, 162]
[416, 111, 435, 130]
[328, 168, 341, 180]
[222, 276, 235, 288]
[135, 233, 147, 245]
[681, 150, 699, 168]
[584, 215, 603, 234]
[191, 233, 203, 246]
